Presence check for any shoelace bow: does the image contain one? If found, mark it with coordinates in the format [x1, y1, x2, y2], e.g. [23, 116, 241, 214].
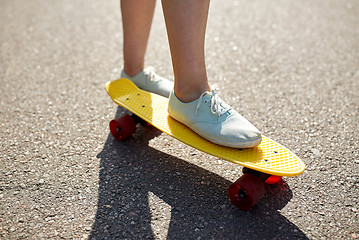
[145, 67, 159, 83]
[195, 91, 230, 118]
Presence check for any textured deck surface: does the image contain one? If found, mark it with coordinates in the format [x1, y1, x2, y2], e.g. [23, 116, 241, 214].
[106, 78, 305, 177]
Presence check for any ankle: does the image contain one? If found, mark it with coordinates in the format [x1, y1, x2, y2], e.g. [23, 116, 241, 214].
[124, 64, 144, 77]
[174, 84, 211, 103]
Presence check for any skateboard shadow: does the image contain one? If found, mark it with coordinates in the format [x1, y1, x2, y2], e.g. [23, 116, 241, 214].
[89, 107, 308, 239]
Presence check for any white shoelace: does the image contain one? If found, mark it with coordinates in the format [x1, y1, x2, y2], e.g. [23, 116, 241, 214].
[145, 67, 159, 83]
[195, 91, 230, 118]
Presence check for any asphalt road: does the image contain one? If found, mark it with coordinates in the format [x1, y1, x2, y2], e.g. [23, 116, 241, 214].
[1, 0, 358, 239]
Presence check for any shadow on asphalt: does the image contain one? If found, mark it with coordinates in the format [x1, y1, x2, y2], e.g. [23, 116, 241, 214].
[89, 107, 308, 239]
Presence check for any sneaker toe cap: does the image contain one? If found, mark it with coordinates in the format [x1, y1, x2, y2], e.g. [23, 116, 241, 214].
[220, 124, 262, 147]
[192, 120, 261, 148]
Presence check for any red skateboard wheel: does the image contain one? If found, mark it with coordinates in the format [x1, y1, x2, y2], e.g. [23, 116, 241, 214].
[265, 175, 282, 184]
[109, 114, 136, 141]
[228, 174, 265, 210]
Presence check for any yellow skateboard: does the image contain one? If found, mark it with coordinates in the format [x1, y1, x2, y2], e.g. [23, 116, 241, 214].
[106, 78, 305, 210]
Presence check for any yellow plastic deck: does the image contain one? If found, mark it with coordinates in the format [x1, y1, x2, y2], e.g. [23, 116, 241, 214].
[106, 78, 305, 177]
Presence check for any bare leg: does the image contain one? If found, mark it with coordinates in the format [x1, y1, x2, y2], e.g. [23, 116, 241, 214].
[162, 0, 211, 102]
[121, 0, 156, 77]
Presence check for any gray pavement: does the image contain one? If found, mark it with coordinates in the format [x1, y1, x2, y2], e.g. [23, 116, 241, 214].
[1, 0, 358, 239]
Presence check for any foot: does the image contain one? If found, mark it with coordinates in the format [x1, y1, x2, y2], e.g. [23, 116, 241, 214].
[121, 67, 174, 98]
[168, 90, 262, 148]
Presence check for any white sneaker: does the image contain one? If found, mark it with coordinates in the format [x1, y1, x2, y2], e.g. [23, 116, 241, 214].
[168, 90, 262, 148]
[121, 67, 174, 98]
